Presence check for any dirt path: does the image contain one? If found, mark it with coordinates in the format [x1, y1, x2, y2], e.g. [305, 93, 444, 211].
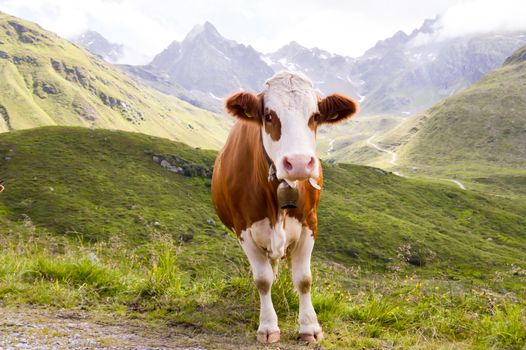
[326, 138, 336, 156]
[366, 134, 466, 190]
[441, 179, 466, 190]
[366, 135, 397, 166]
[0, 306, 205, 350]
[0, 306, 322, 350]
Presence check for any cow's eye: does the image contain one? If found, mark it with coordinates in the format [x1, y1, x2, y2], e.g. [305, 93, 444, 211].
[264, 113, 272, 122]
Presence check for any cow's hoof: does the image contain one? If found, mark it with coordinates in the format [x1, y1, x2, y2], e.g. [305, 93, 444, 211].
[257, 330, 280, 343]
[299, 330, 323, 343]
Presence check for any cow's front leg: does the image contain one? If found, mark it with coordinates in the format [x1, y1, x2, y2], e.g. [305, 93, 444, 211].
[290, 227, 323, 342]
[240, 230, 280, 344]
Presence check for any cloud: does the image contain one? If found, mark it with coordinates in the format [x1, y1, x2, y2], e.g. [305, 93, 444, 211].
[0, 0, 459, 62]
[1, 0, 525, 64]
[437, 0, 526, 38]
[0, 0, 181, 63]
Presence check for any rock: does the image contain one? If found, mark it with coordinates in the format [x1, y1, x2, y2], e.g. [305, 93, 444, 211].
[206, 218, 216, 225]
[159, 159, 184, 174]
[374, 168, 388, 176]
[12, 55, 38, 65]
[205, 230, 216, 236]
[4, 156, 11, 161]
[87, 252, 99, 263]
[152, 154, 212, 178]
[178, 232, 193, 242]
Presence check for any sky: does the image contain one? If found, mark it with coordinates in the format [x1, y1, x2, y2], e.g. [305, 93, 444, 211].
[0, 0, 525, 64]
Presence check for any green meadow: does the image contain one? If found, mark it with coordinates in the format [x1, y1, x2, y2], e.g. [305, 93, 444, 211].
[1, 127, 525, 349]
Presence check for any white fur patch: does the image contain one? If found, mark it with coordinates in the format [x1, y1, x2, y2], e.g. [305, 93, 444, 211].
[261, 71, 320, 181]
[249, 215, 302, 260]
[290, 227, 322, 337]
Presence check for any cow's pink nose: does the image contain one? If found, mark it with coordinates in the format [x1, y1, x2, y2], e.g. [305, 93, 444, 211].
[282, 155, 316, 180]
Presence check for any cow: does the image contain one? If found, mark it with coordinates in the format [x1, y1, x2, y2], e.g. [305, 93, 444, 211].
[211, 71, 358, 344]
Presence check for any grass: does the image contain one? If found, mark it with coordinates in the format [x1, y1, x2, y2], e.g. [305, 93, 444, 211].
[1, 220, 525, 349]
[376, 47, 526, 190]
[0, 11, 231, 148]
[0, 126, 525, 349]
[316, 114, 403, 164]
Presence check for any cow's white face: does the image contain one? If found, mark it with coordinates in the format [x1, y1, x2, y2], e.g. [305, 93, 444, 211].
[225, 71, 359, 182]
[261, 73, 319, 181]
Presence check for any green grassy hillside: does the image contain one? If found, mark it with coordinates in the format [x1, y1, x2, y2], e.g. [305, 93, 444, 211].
[378, 44, 526, 195]
[0, 127, 525, 348]
[317, 114, 403, 165]
[0, 12, 231, 149]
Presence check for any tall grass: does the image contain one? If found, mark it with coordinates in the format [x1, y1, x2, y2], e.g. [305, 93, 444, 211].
[1, 219, 525, 349]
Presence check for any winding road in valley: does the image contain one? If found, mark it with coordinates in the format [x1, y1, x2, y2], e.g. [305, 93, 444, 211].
[366, 135, 398, 166]
[366, 135, 466, 190]
[326, 138, 336, 156]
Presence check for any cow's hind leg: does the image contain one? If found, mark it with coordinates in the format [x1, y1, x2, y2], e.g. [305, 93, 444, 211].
[240, 230, 280, 344]
[290, 227, 323, 342]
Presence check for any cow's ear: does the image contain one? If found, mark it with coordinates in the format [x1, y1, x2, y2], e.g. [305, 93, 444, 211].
[225, 92, 263, 123]
[317, 94, 359, 124]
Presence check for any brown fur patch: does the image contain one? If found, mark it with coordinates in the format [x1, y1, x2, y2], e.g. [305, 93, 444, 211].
[212, 122, 280, 235]
[263, 110, 281, 141]
[308, 113, 319, 132]
[287, 168, 322, 239]
[298, 276, 312, 294]
[318, 94, 359, 124]
[211, 121, 322, 239]
[255, 278, 271, 294]
[225, 92, 263, 123]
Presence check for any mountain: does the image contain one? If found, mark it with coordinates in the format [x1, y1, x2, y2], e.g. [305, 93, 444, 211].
[119, 18, 526, 118]
[149, 22, 274, 97]
[0, 12, 231, 149]
[378, 44, 526, 195]
[256, 18, 526, 116]
[71, 30, 124, 63]
[116, 63, 225, 112]
[262, 41, 360, 99]
[354, 18, 526, 115]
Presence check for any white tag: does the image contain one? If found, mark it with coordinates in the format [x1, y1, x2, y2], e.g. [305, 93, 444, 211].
[309, 178, 321, 190]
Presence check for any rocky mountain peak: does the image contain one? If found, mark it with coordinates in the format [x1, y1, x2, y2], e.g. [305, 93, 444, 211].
[418, 17, 439, 34]
[272, 41, 308, 57]
[184, 21, 222, 43]
[72, 30, 123, 63]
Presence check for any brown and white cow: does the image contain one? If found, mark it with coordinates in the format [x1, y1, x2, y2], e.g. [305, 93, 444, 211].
[212, 71, 358, 343]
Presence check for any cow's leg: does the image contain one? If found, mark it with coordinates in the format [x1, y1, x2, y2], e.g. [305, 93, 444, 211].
[240, 230, 280, 344]
[290, 227, 323, 342]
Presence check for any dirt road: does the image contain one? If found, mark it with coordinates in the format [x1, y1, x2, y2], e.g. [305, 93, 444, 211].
[0, 306, 322, 350]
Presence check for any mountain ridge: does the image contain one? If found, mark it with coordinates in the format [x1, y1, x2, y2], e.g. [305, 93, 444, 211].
[113, 18, 526, 117]
[0, 12, 231, 149]
[149, 21, 273, 97]
[71, 30, 124, 63]
[374, 43, 526, 195]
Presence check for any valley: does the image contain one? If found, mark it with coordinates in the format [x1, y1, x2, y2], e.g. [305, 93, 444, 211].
[376, 43, 526, 197]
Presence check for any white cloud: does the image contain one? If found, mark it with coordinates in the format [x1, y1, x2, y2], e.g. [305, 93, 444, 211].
[437, 0, 526, 38]
[0, 0, 525, 64]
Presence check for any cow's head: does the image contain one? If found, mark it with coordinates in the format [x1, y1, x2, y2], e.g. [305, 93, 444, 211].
[225, 71, 359, 182]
